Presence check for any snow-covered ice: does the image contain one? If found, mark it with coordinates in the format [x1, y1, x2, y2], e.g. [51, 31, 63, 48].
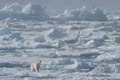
[0, 27, 11, 35]
[0, 2, 120, 80]
[0, 3, 49, 20]
[1, 2, 22, 13]
[56, 6, 107, 21]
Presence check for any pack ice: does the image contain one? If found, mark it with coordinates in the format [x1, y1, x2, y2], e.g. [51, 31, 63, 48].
[0, 3, 49, 20]
[0, 2, 120, 80]
[56, 6, 107, 21]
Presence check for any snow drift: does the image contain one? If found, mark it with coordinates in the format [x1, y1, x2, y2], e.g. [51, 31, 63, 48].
[56, 6, 107, 21]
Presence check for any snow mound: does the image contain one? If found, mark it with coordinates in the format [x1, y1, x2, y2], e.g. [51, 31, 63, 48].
[57, 6, 107, 21]
[2, 2, 22, 13]
[0, 27, 11, 35]
[22, 3, 49, 20]
[45, 28, 67, 40]
[34, 34, 46, 42]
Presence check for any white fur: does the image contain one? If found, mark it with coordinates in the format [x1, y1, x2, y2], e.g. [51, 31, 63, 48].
[31, 60, 41, 72]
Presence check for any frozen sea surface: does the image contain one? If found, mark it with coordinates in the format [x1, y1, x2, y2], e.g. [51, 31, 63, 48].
[0, 3, 120, 80]
[0, 19, 120, 80]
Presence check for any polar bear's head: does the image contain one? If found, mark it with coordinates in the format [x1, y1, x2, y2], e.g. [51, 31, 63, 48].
[37, 60, 41, 64]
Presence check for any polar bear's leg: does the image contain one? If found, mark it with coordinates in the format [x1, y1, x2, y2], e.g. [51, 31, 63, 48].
[32, 68, 35, 72]
[35, 66, 37, 72]
[36, 66, 39, 72]
[31, 64, 33, 72]
[31, 63, 36, 72]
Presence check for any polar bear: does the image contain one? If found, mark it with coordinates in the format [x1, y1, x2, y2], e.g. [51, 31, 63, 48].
[31, 60, 41, 72]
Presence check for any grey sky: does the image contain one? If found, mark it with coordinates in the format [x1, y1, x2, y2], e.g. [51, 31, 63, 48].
[0, 0, 120, 11]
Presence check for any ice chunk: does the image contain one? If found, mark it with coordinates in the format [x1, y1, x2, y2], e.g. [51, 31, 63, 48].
[80, 52, 100, 58]
[14, 72, 29, 78]
[95, 53, 120, 62]
[45, 28, 67, 40]
[85, 34, 109, 47]
[65, 59, 90, 69]
[35, 43, 57, 49]
[0, 27, 11, 35]
[113, 64, 120, 73]
[0, 3, 49, 20]
[22, 3, 49, 20]
[2, 2, 22, 13]
[100, 26, 114, 32]
[115, 37, 120, 43]
[43, 58, 91, 70]
[57, 6, 107, 21]
[48, 51, 62, 58]
[0, 11, 33, 20]
[46, 58, 73, 69]
[34, 34, 46, 42]
[94, 34, 109, 41]
[92, 63, 120, 73]
[64, 31, 80, 44]
[92, 64, 113, 73]
[50, 58, 73, 65]
[9, 33, 23, 41]
[2, 33, 23, 41]
[85, 39, 103, 47]
[0, 62, 29, 68]
[24, 73, 55, 79]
